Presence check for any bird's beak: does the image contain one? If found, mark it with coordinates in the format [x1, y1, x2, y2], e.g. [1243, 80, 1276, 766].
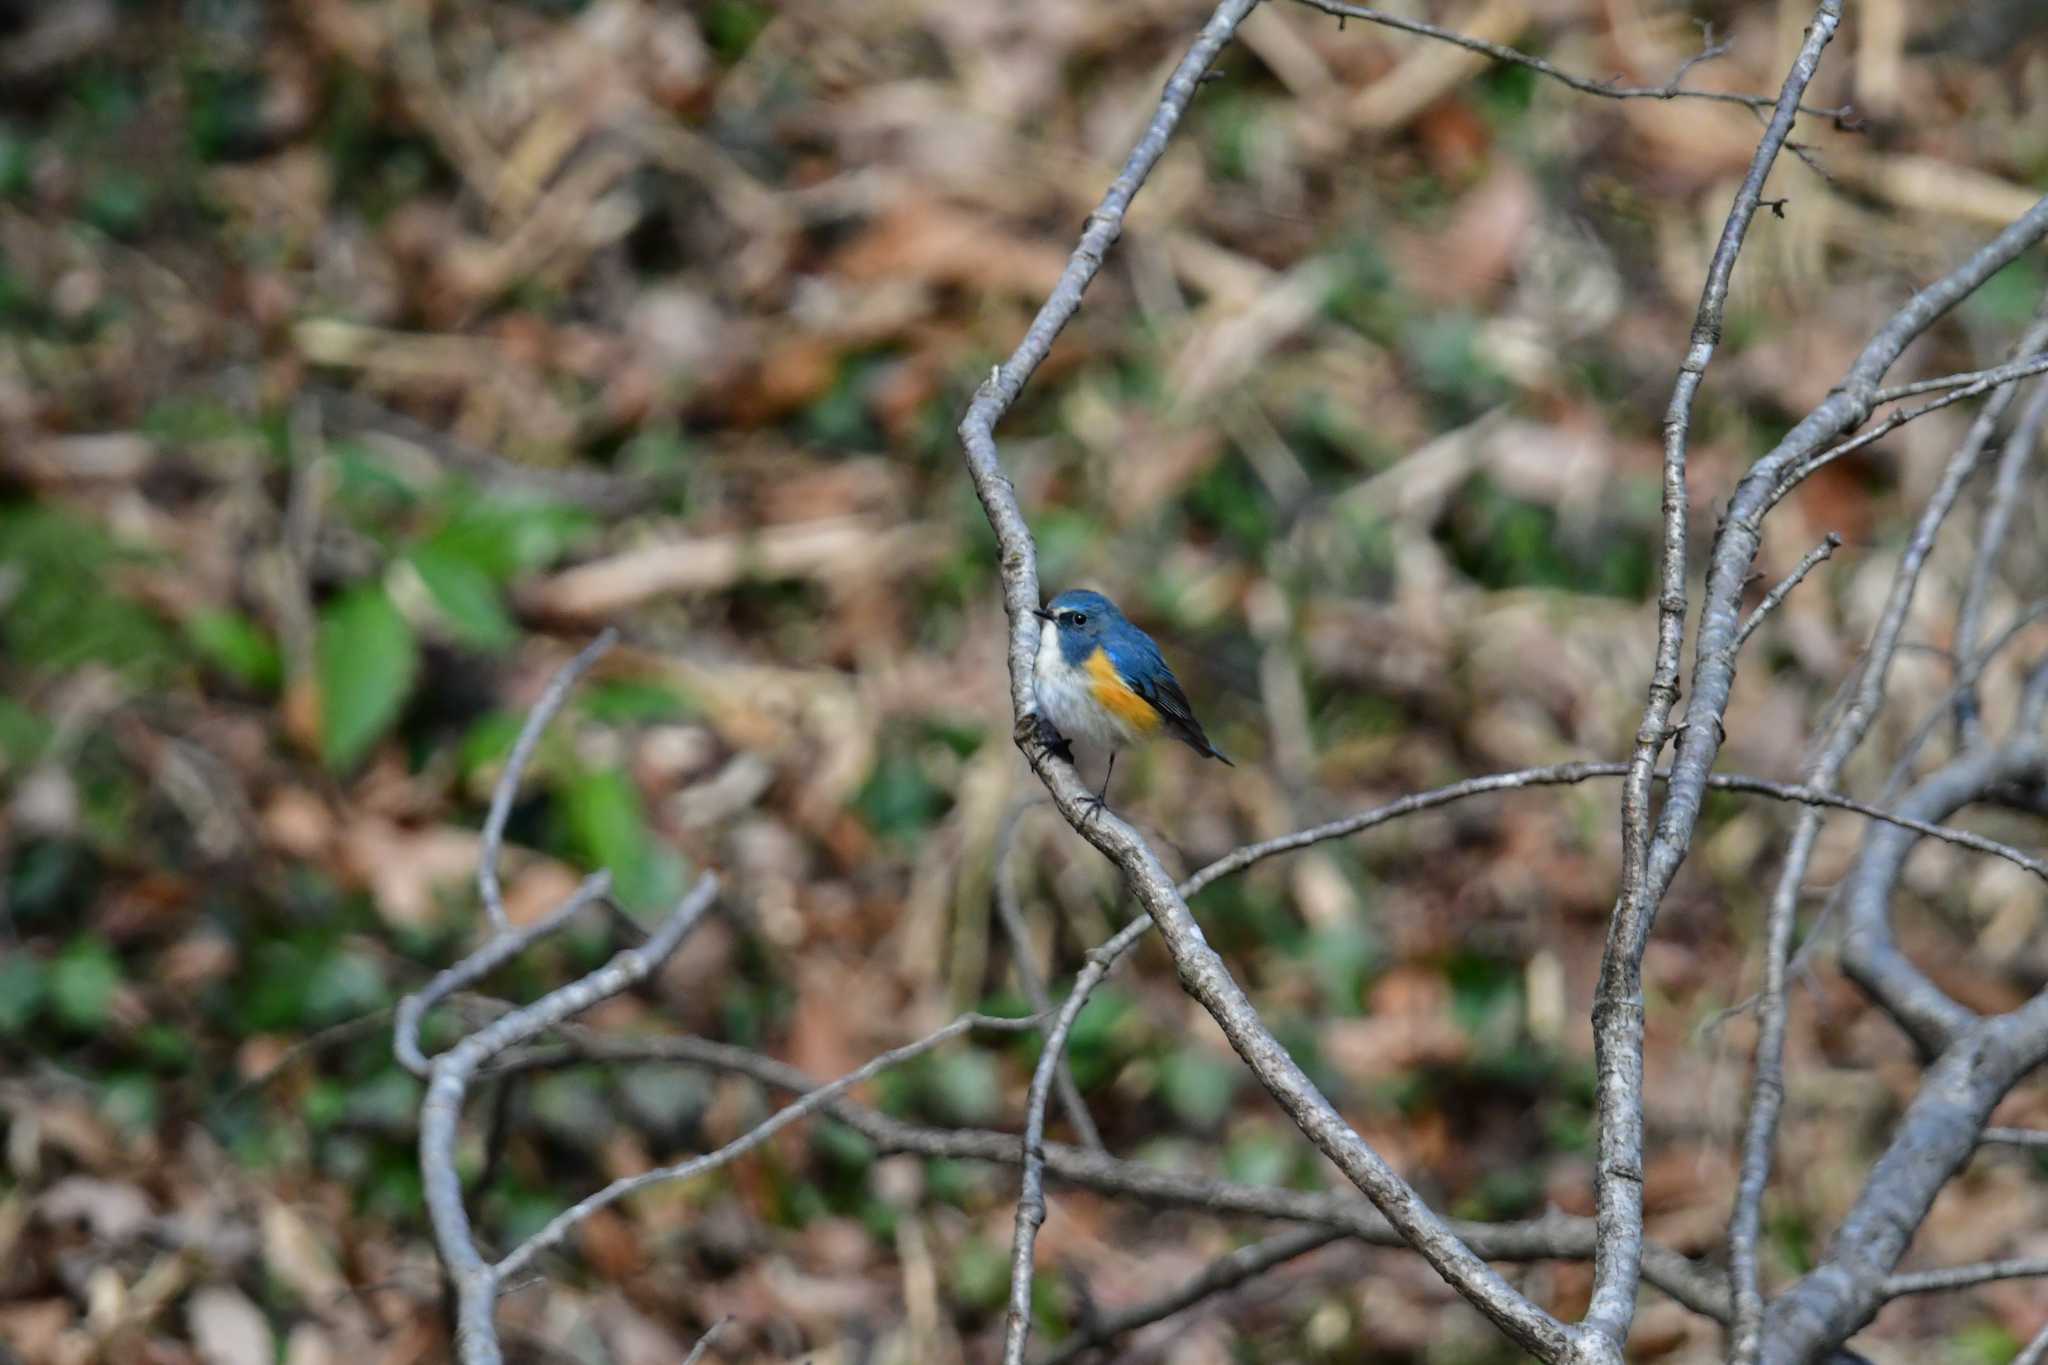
[1032, 607, 1054, 622]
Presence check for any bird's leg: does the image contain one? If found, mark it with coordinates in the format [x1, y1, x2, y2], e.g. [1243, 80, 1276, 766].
[1080, 752, 1115, 825]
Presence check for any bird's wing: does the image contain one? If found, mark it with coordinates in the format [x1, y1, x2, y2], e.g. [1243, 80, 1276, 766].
[1105, 630, 1232, 764]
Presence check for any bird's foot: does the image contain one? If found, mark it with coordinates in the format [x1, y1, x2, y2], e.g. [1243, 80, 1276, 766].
[1078, 791, 1109, 827]
[1019, 712, 1075, 765]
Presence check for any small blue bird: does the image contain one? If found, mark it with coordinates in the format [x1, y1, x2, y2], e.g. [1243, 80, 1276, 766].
[1031, 589, 1232, 810]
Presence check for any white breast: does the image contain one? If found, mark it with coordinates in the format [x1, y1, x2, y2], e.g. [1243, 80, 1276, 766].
[1033, 620, 1136, 750]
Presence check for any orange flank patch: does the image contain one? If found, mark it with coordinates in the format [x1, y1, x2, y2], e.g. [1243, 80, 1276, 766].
[1085, 648, 1160, 733]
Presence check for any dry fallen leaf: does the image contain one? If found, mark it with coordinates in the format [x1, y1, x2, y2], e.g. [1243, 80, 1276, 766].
[187, 1287, 275, 1365]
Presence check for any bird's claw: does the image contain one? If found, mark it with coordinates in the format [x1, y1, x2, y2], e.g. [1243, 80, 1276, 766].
[1078, 792, 1109, 827]
[1020, 712, 1075, 764]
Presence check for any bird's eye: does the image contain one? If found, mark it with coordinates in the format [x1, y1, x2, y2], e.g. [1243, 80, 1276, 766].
[1063, 611, 1086, 627]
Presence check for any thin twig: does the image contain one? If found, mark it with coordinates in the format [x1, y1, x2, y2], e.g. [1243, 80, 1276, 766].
[1770, 363, 2048, 508]
[477, 630, 619, 932]
[1183, 762, 2048, 893]
[1725, 301, 2048, 1361]
[496, 1008, 1046, 1283]
[421, 876, 720, 1365]
[2020, 1321, 2048, 1365]
[1880, 1256, 2048, 1297]
[958, 0, 1570, 1356]
[1596, 8, 1844, 1348]
[490, 1020, 1733, 1321]
[1002, 962, 1120, 1365]
[1878, 599, 2048, 807]
[1287, 0, 1854, 121]
[396, 872, 614, 1076]
[992, 799, 1104, 1151]
[1955, 359, 2048, 745]
[1867, 351, 2048, 405]
[1035, 1225, 1343, 1365]
[1980, 1127, 2048, 1150]
[1736, 533, 1841, 649]
[680, 1317, 732, 1365]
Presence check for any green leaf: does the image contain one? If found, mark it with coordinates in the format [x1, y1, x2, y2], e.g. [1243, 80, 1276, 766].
[51, 936, 122, 1030]
[1160, 1048, 1241, 1129]
[424, 498, 594, 581]
[316, 584, 418, 770]
[928, 1050, 1002, 1125]
[562, 768, 684, 912]
[406, 544, 516, 651]
[0, 954, 46, 1033]
[184, 609, 283, 691]
[303, 949, 389, 1023]
[579, 679, 695, 724]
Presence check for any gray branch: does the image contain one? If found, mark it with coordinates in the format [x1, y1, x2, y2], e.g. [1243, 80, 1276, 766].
[1758, 738, 2048, 1364]
[957, 0, 1585, 1352]
[1597, 9, 1841, 1343]
[418, 876, 720, 1365]
[1035, 1225, 1343, 1365]
[1955, 348, 2048, 745]
[992, 799, 1104, 1152]
[1726, 300, 2048, 1363]
[1880, 1256, 2048, 1298]
[1286, 0, 1854, 121]
[490, 1015, 1734, 1322]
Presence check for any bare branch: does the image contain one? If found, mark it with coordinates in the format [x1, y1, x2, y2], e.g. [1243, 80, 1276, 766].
[1771, 357, 2048, 508]
[1186, 761, 2048, 894]
[395, 872, 613, 1077]
[1880, 1256, 2048, 1298]
[1981, 1127, 2048, 1150]
[493, 1018, 1733, 1322]
[1594, 8, 1844, 1347]
[477, 629, 618, 932]
[1003, 945, 1129, 1365]
[1726, 304, 2048, 1361]
[1761, 987, 2048, 1363]
[2020, 1320, 2048, 1365]
[957, 0, 1576, 1356]
[1868, 351, 2048, 405]
[1286, 0, 1854, 121]
[1035, 1225, 1343, 1365]
[1843, 742, 2047, 1055]
[1735, 533, 1841, 649]
[495, 1007, 1047, 1284]
[681, 1318, 731, 1365]
[1759, 738, 2048, 1364]
[419, 876, 719, 1365]
[1955, 363, 2048, 745]
[993, 799, 1104, 1151]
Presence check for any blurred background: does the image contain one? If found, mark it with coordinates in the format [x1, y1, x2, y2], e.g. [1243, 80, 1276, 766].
[3, 0, 2048, 1361]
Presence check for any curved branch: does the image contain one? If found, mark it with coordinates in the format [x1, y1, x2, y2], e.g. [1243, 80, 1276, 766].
[957, 0, 1571, 1357]
[1759, 739, 2048, 1364]
[1881, 1256, 2048, 1298]
[492, 1018, 1734, 1323]
[1842, 742, 2047, 1055]
[477, 630, 618, 931]
[1956, 365, 2048, 744]
[1036, 1225, 1343, 1365]
[495, 1008, 1045, 1283]
[1286, 0, 1854, 121]
[1592, 6, 1845, 1346]
[1728, 297, 2048, 1363]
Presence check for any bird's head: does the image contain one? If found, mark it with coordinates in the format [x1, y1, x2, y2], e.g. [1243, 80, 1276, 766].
[1034, 589, 1124, 647]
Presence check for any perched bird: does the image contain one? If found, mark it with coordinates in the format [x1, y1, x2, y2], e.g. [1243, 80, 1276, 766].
[1030, 589, 1232, 811]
